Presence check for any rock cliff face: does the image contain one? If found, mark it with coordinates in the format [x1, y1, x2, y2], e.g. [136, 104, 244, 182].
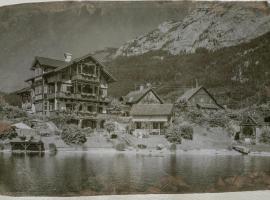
[115, 3, 270, 56]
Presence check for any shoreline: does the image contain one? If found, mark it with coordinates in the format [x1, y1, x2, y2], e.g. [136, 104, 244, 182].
[1, 148, 270, 157]
[0, 190, 270, 200]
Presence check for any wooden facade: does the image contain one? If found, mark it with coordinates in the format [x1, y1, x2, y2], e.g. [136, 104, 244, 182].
[130, 104, 174, 135]
[177, 86, 224, 110]
[239, 116, 258, 144]
[19, 53, 116, 128]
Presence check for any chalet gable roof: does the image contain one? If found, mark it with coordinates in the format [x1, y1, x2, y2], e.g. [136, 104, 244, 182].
[130, 104, 174, 116]
[33, 57, 69, 69]
[177, 86, 224, 109]
[15, 86, 31, 95]
[240, 116, 257, 126]
[29, 54, 116, 83]
[123, 88, 163, 105]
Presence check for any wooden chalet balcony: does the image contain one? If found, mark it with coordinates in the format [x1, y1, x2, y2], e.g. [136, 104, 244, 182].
[47, 92, 75, 100]
[71, 74, 99, 82]
[55, 110, 98, 117]
[47, 92, 100, 101]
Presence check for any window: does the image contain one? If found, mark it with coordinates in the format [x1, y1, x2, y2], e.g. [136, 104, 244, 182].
[82, 85, 93, 94]
[44, 102, 49, 111]
[49, 103, 54, 111]
[35, 86, 42, 95]
[79, 104, 83, 111]
[82, 65, 95, 75]
[98, 107, 103, 113]
[66, 104, 73, 112]
[135, 122, 142, 129]
[66, 85, 74, 93]
[77, 84, 82, 93]
[44, 86, 48, 94]
[153, 122, 159, 129]
[35, 67, 43, 76]
[87, 105, 93, 112]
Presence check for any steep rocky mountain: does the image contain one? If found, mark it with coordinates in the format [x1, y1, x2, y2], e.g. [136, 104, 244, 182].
[115, 2, 270, 56]
[108, 31, 270, 108]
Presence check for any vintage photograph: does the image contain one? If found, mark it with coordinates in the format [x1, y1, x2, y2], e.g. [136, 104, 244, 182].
[0, 0, 270, 198]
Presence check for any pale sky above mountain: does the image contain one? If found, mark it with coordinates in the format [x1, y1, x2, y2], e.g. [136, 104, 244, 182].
[0, 1, 193, 92]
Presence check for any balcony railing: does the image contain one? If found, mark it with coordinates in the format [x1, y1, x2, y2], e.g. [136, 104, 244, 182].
[71, 74, 99, 82]
[47, 92, 104, 101]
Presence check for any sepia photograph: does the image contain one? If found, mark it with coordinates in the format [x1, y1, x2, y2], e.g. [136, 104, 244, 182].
[0, 0, 270, 199]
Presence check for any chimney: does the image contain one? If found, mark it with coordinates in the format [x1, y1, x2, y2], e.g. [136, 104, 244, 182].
[139, 84, 144, 91]
[64, 53, 72, 62]
[195, 79, 199, 88]
[146, 83, 151, 88]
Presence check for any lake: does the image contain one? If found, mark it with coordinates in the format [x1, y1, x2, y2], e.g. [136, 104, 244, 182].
[0, 151, 270, 196]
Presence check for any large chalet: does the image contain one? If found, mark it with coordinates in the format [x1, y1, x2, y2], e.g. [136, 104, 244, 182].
[17, 53, 116, 128]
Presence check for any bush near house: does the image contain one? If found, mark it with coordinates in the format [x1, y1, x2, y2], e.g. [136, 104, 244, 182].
[110, 134, 118, 139]
[49, 114, 78, 129]
[259, 128, 270, 144]
[0, 105, 27, 121]
[165, 125, 182, 144]
[180, 125, 193, 140]
[104, 121, 116, 134]
[165, 120, 194, 144]
[61, 125, 87, 145]
[137, 144, 147, 149]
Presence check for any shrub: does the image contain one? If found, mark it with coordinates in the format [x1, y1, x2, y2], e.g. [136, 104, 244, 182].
[104, 121, 116, 134]
[260, 128, 270, 144]
[165, 125, 182, 144]
[180, 125, 193, 140]
[61, 125, 87, 145]
[137, 144, 147, 149]
[115, 143, 125, 151]
[111, 133, 118, 139]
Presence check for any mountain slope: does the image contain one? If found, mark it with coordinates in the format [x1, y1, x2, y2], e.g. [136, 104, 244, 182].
[115, 3, 270, 56]
[108, 31, 270, 108]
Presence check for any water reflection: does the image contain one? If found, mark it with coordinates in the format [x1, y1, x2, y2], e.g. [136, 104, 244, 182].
[0, 152, 269, 196]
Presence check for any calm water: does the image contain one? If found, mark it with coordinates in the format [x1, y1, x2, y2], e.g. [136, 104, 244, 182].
[0, 152, 270, 196]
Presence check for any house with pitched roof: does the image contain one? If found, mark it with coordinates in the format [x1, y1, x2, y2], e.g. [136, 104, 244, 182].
[121, 86, 163, 106]
[239, 115, 258, 144]
[120, 85, 164, 116]
[130, 104, 174, 135]
[16, 53, 116, 128]
[176, 86, 224, 110]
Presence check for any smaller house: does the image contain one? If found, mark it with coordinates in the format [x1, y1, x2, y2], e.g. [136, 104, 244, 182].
[176, 86, 224, 110]
[121, 87, 163, 106]
[120, 86, 163, 116]
[239, 116, 258, 144]
[130, 104, 174, 136]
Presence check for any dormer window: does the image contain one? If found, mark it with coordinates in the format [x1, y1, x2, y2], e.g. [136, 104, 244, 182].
[34, 67, 43, 76]
[81, 63, 96, 76]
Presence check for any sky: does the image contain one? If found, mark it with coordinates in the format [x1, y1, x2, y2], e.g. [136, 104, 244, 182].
[0, 0, 194, 92]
